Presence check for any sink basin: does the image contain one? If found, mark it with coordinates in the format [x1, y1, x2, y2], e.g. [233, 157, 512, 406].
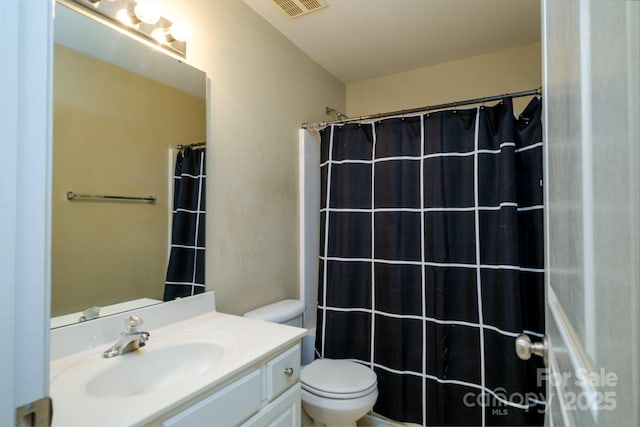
[51, 334, 226, 400]
[86, 341, 224, 398]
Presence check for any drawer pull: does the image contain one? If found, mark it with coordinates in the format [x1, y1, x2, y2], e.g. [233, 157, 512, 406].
[283, 367, 294, 377]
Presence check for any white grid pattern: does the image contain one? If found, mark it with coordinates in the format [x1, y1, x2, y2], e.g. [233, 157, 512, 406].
[321, 205, 543, 213]
[319, 256, 544, 273]
[318, 113, 545, 424]
[420, 114, 428, 427]
[320, 125, 336, 358]
[369, 123, 378, 370]
[472, 107, 487, 426]
[190, 152, 205, 295]
[319, 140, 543, 169]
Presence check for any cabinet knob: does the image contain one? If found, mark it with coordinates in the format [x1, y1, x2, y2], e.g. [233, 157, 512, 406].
[283, 367, 294, 377]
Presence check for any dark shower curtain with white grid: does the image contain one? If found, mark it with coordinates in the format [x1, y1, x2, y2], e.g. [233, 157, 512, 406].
[163, 147, 206, 301]
[315, 98, 545, 426]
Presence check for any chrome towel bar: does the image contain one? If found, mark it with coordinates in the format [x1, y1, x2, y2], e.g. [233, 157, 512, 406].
[66, 191, 156, 203]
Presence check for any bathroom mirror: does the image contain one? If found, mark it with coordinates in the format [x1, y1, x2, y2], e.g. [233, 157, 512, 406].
[51, 1, 207, 327]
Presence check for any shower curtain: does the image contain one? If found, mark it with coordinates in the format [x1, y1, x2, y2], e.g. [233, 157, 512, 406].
[315, 98, 545, 426]
[163, 147, 206, 301]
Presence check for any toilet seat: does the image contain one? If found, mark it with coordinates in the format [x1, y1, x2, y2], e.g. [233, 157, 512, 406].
[301, 359, 377, 399]
[302, 381, 377, 399]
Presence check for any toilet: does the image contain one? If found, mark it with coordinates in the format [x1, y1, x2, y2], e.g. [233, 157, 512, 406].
[244, 299, 378, 427]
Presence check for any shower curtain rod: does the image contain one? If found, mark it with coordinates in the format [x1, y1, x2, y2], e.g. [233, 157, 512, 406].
[301, 87, 541, 130]
[176, 141, 206, 150]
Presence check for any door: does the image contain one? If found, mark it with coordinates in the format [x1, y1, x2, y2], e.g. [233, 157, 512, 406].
[0, 0, 52, 426]
[542, 0, 639, 425]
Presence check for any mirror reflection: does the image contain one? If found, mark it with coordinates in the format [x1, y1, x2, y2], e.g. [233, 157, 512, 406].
[51, 2, 207, 327]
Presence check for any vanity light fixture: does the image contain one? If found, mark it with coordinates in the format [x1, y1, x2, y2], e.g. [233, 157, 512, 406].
[151, 21, 193, 45]
[87, 0, 116, 8]
[65, 0, 191, 58]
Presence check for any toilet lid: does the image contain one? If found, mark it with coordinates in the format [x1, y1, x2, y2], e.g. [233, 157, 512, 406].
[301, 359, 377, 398]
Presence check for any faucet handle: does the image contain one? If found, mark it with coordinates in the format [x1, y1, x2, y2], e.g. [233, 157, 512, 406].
[124, 314, 143, 332]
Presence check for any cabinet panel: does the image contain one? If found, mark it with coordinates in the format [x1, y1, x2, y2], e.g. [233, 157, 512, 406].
[161, 370, 262, 427]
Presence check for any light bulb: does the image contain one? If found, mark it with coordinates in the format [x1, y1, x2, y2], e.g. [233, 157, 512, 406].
[169, 22, 192, 42]
[116, 9, 138, 27]
[151, 28, 170, 44]
[134, 1, 160, 25]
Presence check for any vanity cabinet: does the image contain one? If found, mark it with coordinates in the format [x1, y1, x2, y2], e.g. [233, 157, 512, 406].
[50, 301, 306, 427]
[154, 343, 301, 427]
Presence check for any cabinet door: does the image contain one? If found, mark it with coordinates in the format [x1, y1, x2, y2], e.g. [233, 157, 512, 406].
[243, 384, 301, 427]
[265, 403, 298, 427]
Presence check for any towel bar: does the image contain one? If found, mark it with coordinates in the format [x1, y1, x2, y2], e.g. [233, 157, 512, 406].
[66, 191, 156, 203]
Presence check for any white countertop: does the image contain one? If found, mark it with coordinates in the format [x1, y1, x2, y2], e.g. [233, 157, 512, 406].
[50, 310, 306, 426]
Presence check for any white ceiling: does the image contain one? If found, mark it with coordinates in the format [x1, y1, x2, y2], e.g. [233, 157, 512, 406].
[243, 0, 541, 83]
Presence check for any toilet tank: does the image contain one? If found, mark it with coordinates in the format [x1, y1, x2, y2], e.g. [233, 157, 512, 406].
[243, 299, 305, 327]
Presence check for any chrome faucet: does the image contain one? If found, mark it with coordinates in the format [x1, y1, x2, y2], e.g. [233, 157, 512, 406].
[102, 314, 150, 358]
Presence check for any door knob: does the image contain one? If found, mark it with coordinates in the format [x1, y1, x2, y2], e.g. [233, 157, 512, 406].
[515, 334, 548, 365]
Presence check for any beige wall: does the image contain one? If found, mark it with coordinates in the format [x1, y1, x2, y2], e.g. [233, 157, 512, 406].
[52, 44, 206, 316]
[154, 0, 346, 315]
[346, 43, 541, 118]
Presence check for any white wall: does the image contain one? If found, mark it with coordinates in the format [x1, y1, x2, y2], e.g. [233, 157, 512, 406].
[154, 0, 345, 315]
[347, 43, 541, 117]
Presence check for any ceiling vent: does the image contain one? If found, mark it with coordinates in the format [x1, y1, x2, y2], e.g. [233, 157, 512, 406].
[272, 0, 328, 19]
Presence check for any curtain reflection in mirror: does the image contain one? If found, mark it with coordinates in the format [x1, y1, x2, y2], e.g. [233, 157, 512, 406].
[164, 147, 206, 300]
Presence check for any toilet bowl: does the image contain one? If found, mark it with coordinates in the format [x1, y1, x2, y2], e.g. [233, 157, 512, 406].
[300, 359, 378, 427]
[243, 300, 378, 426]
